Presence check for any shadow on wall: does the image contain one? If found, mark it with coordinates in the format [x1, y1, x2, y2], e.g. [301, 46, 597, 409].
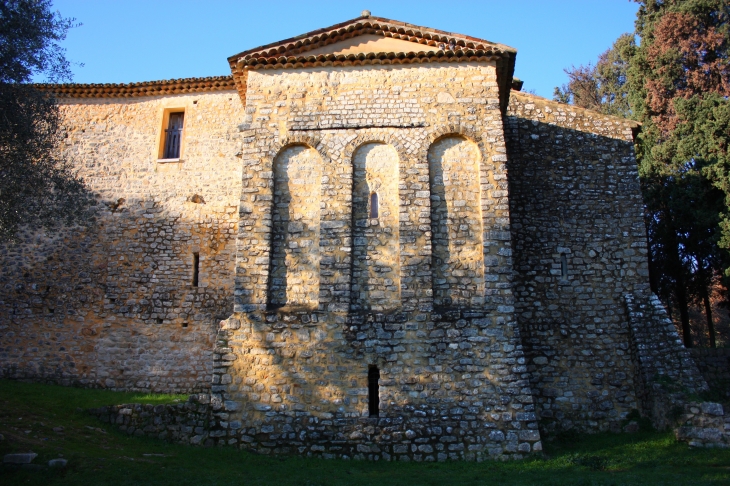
[505, 116, 646, 433]
[210, 130, 541, 459]
[0, 194, 236, 393]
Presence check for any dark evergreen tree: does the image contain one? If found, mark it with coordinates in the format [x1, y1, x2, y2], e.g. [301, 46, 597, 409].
[630, 0, 730, 348]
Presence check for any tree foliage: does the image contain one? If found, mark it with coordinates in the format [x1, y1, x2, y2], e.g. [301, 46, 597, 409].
[631, 0, 730, 347]
[0, 0, 90, 240]
[553, 33, 635, 118]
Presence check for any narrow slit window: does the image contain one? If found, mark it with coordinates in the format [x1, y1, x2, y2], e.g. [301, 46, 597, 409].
[163, 112, 184, 159]
[192, 252, 200, 287]
[368, 365, 380, 417]
[369, 192, 379, 219]
[560, 253, 568, 279]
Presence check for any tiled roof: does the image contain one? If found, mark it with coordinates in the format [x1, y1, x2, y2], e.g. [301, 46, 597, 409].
[34, 75, 235, 98]
[228, 16, 514, 61]
[228, 15, 517, 113]
[238, 49, 504, 70]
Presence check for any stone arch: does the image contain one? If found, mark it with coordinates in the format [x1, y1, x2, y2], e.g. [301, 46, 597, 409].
[418, 123, 486, 163]
[265, 133, 327, 161]
[428, 134, 485, 307]
[350, 141, 401, 312]
[268, 142, 323, 307]
[342, 131, 409, 164]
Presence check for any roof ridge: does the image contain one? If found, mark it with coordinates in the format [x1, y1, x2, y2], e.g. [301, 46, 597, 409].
[35, 75, 233, 89]
[227, 15, 516, 63]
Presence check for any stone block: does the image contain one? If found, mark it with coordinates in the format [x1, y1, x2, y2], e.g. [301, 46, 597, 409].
[4, 453, 37, 464]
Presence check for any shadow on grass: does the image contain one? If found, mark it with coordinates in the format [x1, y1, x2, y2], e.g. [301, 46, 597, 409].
[0, 379, 729, 486]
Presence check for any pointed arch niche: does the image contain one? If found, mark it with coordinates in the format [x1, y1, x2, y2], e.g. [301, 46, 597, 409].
[351, 142, 400, 312]
[428, 135, 485, 307]
[268, 144, 322, 307]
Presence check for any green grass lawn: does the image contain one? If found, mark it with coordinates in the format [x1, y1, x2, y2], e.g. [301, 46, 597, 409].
[0, 379, 729, 485]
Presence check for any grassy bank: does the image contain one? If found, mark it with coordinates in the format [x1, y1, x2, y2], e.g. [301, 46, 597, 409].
[0, 379, 728, 485]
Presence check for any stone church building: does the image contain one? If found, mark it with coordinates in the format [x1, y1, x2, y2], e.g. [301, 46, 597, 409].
[0, 14, 719, 459]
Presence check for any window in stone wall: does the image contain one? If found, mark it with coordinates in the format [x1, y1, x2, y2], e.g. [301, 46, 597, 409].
[561, 253, 568, 279]
[368, 365, 380, 417]
[158, 109, 185, 160]
[192, 252, 200, 287]
[351, 143, 400, 312]
[369, 192, 379, 219]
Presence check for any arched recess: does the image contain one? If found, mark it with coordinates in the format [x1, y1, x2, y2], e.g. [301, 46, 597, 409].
[351, 142, 400, 312]
[268, 144, 323, 307]
[428, 135, 485, 307]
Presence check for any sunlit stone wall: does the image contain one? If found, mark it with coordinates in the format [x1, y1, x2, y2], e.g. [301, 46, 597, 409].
[0, 90, 245, 393]
[215, 62, 540, 461]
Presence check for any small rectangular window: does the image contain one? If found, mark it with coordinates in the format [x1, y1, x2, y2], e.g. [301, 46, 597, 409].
[163, 112, 184, 159]
[368, 365, 380, 417]
[192, 252, 199, 287]
[369, 192, 379, 219]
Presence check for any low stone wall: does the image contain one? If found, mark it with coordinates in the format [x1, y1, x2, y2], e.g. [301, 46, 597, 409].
[89, 395, 212, 445]
[88, 393, 730, 454]
[675, 402, 730, 448]
[90, 384, 543, 461]
[689, 348, 730, 398]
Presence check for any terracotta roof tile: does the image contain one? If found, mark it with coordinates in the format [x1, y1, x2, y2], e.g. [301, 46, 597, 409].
[227, 15, 516, 113]
[227, 16, 515, 62]
[238, 49, 503, 71]
[35, 75, 235, 98]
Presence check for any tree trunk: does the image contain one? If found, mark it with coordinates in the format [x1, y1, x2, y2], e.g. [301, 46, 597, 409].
[648, 243, 658, 294]
[675, 278, 692, 348]
[703, 290, 716, 348]
[664, 212, 692, 348]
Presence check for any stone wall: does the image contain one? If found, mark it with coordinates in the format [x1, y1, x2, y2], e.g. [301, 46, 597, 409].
[89, 394, 212, 444]
[0, 91, 245, 393]
[3, 56, 716, 456]
[214, 63, 542, 460]
[675, 401, 730, 448]
[428, 136, 485, 308]
[269, 145, 323, 307]
[505, 91, 645, 433]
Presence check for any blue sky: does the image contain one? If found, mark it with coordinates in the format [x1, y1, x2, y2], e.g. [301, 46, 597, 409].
[49, 0, 639, 99]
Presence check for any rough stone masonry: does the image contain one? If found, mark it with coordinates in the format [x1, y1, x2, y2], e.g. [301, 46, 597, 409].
[1, 14, 726, 459]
